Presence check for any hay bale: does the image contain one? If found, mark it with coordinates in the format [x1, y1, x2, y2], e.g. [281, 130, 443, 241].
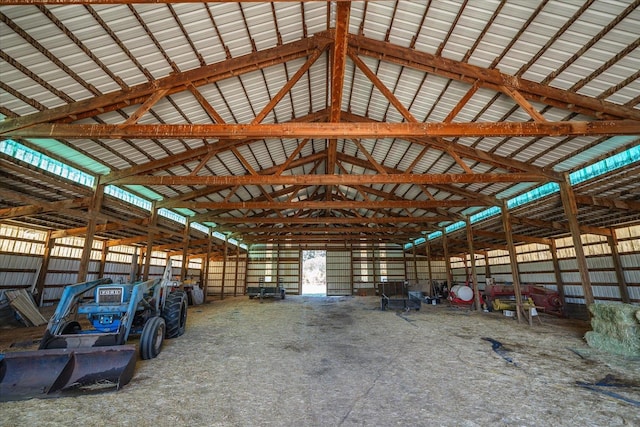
[586, 303, 640, 357]
[585, 331, 640, 356]
[588, 302, 639, 323]
[590, 318, 640, 344]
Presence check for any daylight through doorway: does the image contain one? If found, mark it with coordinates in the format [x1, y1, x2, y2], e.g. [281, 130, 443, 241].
[301, 250, 326, 295]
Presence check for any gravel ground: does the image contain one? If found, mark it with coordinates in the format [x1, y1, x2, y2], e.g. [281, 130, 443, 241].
[1, 295, 639, 426]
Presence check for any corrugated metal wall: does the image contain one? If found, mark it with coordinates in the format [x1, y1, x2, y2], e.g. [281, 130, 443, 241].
[351, 249, 447, 295]
[1, 222, 639, 306]
[242, 245, 299, 297]
[326, 250, 351, 296]
[352, 249, 375, 293]
[206, 255, 247, 298]
[0, 224, 206, 305]
[278, 248, 300, 295]
[446, 226, 640, 304]
[378, 248, 406, 283]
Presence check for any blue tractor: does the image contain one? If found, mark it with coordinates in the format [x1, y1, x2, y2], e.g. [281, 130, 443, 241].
[0, 265, 187, 401]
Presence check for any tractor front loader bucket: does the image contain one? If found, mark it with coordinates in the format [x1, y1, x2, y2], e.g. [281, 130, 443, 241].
[0, 345, 136, 402]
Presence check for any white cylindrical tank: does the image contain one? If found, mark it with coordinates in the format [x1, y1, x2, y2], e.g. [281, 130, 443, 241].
[451, 284, 473, 301]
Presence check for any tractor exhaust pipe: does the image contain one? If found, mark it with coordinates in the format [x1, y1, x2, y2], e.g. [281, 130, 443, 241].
[0, 345, 136, 402]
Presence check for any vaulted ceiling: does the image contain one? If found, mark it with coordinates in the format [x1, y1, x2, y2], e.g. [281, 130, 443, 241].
[1, 0, 639, 257]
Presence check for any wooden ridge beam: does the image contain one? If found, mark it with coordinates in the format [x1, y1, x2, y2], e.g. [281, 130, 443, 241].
[6, 120, 638, 140]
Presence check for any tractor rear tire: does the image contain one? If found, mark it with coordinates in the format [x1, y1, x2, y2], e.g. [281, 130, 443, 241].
[140, 316, 165, 360]
[163, 290, 187, 339]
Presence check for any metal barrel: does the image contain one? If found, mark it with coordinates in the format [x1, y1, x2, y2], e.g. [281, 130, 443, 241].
[0, 345, 137, 402]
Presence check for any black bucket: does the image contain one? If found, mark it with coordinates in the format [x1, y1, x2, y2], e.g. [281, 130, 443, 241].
[0, 345, 137, 402]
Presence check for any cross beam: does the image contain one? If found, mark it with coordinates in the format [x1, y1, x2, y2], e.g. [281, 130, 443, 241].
[110, 172, 549, 186]
[4, 120, 638, 140]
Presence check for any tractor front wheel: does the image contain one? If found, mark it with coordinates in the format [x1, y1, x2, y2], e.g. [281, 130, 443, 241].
[140, 316, 165, 360]
[163, 290, 187, 339]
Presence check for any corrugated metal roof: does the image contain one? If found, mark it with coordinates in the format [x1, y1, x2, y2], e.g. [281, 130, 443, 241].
[0, 0, 638, 252]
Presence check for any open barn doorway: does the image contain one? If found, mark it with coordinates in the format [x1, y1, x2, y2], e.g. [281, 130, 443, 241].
[301, 250, 326, 295]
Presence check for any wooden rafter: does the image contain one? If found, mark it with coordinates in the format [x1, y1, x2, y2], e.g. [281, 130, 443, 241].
[120, 89, 169, 126]
[575, 195, 640, 212]
[348, 33, 640, 121]
[349, 138, 387, 175]
[103, 110, 328, 185]
[252, 46, 327, 125]
[472, 229, 552, 246]
[0, 190, 91, 220]
[511, 215, 612, 237]
[0, 34, 331, 133]
[188, 84, 226, 124]
[347, 47, 417, 123]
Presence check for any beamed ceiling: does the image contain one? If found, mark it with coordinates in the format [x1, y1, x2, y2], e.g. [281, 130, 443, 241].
[0, 0, 639, 259]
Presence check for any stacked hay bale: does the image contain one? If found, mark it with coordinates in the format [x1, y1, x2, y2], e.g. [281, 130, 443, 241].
[585, 303, 640, 357]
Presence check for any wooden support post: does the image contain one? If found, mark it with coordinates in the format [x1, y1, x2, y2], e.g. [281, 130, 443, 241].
[166, 253, 172, 279]
[549, 240, 566, 306]
[412, 242, 418, 285]
[244, 247, 250, 295]
[129, 251, 138, 283]
[247, 246, 255, 296]
[402, 248, 408, 280]
[372, 246, 378, 286]
[234, 243, 240, 297]
[181, 219, 190, 281]
[501, 203, 524, 324]
[143, 204, 158, 280]
[203, 229, 212, 302]
[466, 218, 481, 311]
[463, 257, 469, 281]
[349, 244, 354, 295]
[442, 229, 452, 287]
[559, 176, 594, 307]
[98, 243, 108, 278]
[137, 247, 144, 280]
[221, 234, 228, 300]
[484, 252, 491, 279]
[297, 248, 302, 295]
[78, 180, 104, 282]
[35, 231, 54, 306]
[608, 228, 630, 303]
[276, 243, 280, 292]
[426, 243, 433, 297]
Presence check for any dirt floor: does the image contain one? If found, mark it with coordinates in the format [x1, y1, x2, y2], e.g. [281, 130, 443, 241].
[1, 295, 640, 426]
